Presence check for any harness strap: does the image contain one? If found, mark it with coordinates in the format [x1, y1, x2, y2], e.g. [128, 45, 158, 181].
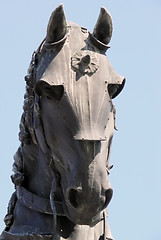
[16, 186, 65, 216]
[0, 231, 53, 240]
[102, 211, 113, 240]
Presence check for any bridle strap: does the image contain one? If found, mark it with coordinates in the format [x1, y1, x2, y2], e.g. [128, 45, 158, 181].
[16, 186, 65, 216]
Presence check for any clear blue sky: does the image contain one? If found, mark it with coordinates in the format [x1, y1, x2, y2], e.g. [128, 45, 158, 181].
[0, 1, 161, 239]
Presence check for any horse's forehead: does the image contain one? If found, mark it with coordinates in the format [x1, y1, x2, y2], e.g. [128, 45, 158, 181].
[41, 55, 111, 91]
[39, 26, 114, 106]
[38, 23, 124, 91]
[40, 25, 110, 85]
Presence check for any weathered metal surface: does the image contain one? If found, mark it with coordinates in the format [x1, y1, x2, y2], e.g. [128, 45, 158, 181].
[0, 4, 125, 240]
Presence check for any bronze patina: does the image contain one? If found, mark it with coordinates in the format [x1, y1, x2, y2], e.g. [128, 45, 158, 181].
[0, 5, 125, 240]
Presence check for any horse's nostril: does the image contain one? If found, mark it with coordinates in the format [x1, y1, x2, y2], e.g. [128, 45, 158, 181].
[67, 188, 113, 210]
[67, 188, 79, 209]
[103, 188, 113, 209]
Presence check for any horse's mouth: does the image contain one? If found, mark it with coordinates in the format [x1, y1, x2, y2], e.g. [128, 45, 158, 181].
[61, 199, 105, 226]
[77, 213, 102, 226]
[64, 205, 102, 226]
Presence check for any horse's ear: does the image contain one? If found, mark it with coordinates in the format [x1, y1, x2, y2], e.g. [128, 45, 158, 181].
[93, 7, 113, 45]
[46, 4, 67, 43]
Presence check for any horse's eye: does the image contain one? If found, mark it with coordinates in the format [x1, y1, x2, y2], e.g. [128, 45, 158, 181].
[34, 81, 64, 101]
[45, 85, 64, 101]
[108, 78, 125, 99]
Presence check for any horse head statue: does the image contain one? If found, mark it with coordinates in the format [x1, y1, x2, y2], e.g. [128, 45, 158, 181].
[1, 5, 125, 240]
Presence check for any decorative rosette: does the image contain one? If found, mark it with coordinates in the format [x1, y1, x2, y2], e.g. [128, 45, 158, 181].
[71, 51, 99, 76]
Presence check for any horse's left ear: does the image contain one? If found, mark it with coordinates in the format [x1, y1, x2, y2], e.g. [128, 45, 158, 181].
[46, 4, 67, 43]
[93, 7, 113, 45]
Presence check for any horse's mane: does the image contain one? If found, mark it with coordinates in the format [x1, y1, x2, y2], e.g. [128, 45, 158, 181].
[19, 51, 38, 147]
[12, 41, 46, 187]
[18, 36, 61, 149]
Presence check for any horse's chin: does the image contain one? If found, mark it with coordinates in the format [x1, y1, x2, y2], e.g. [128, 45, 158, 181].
[63, 203, 102, 227]
[70, 213, 102, 227]
[76, 213, 102, 227]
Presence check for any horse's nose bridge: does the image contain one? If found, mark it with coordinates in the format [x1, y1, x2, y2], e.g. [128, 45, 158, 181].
[72, 139, 110, 189]
[79, 139, 101, 157]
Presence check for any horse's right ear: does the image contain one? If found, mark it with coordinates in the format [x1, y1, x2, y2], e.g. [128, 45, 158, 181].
[46, 4, 67, 44]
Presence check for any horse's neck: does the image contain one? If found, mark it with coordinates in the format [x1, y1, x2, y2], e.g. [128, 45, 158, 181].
[5, 142, 56, 235]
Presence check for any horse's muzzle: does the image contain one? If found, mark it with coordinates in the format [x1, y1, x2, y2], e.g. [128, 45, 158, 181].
[65, 187, 113, 225]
